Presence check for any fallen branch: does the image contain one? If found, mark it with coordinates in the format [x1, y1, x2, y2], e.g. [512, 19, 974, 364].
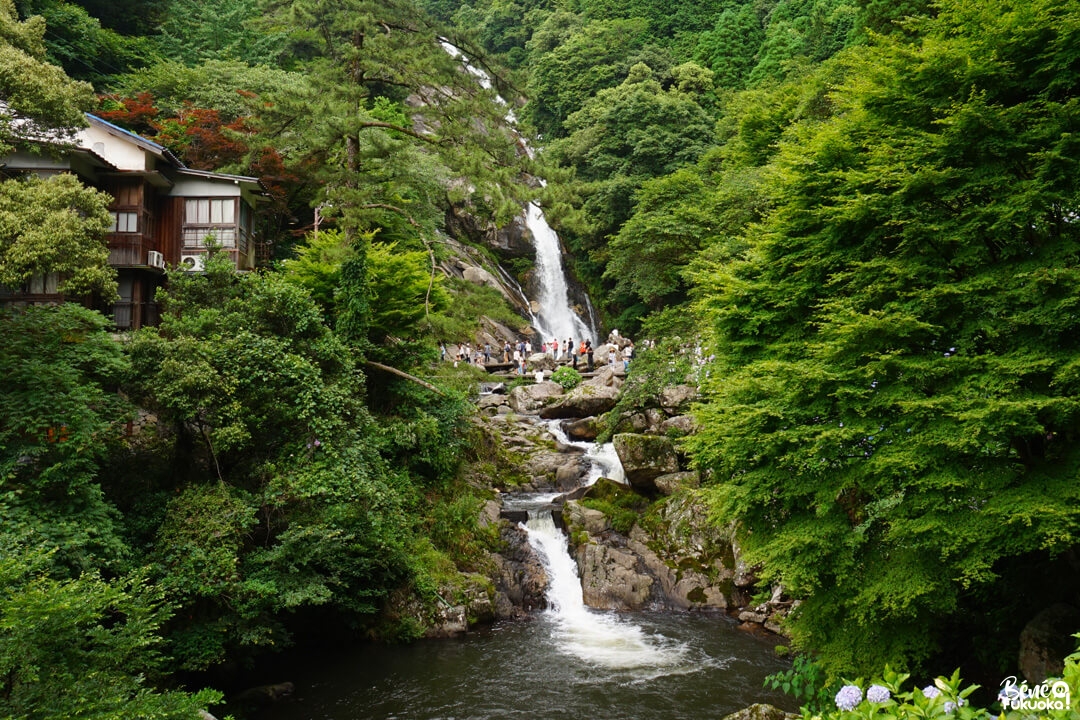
[364, 360, 447, 396]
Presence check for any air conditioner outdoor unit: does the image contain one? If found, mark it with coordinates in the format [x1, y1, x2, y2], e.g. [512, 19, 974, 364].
[147, 250, 165, 270]
[179, 254, 206, 272]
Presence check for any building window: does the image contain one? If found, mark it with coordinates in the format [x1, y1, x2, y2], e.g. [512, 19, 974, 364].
[183, 198, 237, 248]
[109, 211, 138, 233]
[28, 272, 59, 294]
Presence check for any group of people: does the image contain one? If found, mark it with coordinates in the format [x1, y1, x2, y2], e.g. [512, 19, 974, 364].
[440, 334, 636, 375]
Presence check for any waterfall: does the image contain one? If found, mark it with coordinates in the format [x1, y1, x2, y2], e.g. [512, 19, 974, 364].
[526, 201, 596, 345]
[442, 41, 598, 345]
[546, 419, 625, 486]
[523, 511, 693, 674]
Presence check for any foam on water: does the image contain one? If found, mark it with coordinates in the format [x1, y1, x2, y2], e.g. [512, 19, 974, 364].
[524, 513, 705, 678]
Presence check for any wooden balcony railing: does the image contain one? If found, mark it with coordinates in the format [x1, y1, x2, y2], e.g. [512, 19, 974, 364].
[107, 234, 152, 266]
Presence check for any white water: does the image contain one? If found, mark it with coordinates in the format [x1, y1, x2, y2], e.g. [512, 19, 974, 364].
[524, 512, 699, 675]
[546, 419, 625, 485]
[442, 40, 597, 345]
[526, 201, 596, 345]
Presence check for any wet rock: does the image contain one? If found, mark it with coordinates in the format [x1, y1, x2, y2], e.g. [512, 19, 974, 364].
[563, 417, 600, 441]
[739, 611, 768, 624]
[233, 682, 295, 705]
[613, 433, 680, 491]
[555, 457, 588, 490]
[721, 704, 798, 720]
[492, 525, 548, 614]
[576, 543, 654, 611]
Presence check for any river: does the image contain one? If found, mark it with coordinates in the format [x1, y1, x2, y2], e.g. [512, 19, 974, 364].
[255, 603, 790, 720]
[255, 489, 792, 720]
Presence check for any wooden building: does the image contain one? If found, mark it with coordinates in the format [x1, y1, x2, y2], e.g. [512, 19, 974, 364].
[1, 114, 265, 329]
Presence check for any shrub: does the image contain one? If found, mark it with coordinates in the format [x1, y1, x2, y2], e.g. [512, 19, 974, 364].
[551, 365, 582, 390]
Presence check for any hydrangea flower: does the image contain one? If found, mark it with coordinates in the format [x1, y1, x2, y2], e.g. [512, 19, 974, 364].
[923, 685, 941, 699]
[866, 684, 891, 703]
[835, 684, 863, 711]
[944, 698, 965, 714]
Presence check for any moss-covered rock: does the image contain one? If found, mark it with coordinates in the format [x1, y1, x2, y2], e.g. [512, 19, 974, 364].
[612, 433, 680, 491]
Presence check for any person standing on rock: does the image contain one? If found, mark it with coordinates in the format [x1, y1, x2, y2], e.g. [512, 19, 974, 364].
[484, 343, 492, 364]
[586, 340, 594, 371]
[623, 341, 633, 372]
[609, 345, 617, 369]
[568, 337, 576, 369]
[525, 340, 532, 355]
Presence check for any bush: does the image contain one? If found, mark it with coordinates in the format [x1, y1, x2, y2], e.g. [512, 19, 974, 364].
[551, 365, 582, 390]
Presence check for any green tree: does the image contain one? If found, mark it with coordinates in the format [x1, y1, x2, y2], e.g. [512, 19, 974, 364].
[155, 0, 289, 67]
[0, 0, 94, 152]
[261, 0, 528, 346]
[690, 0, 1080, 674]
[0, 304, 130, 574]
[12, 0, 156, 85]
[694, 4, 764, 90]
[523, 17, 660, 138]
[128, 259, 421, 667]
[0, 541, 221, 719]
[0, 173, 115, 297]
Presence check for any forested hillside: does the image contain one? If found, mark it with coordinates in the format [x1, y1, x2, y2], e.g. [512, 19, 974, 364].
[2, 0, 1080, 716]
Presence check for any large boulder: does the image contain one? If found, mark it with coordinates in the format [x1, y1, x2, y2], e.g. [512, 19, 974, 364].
[563, 417, 600, 441]
[508, 380, 564, 414]
[576, 542, 654, 611]
[661, 414, 696, 436]
[491, 524, 548, 615]
[653, 471, 699, 496]
[613, 433, 680, 491]
[527, 352, 556, 371]
[721, 705, 798, 720]
[462, 265, 500, 289]
[539, 383, 619, 419]
[1019, 603, 1080, 683]
[659, 384, 698, 414]
[582, 365, 623, 389]
[564, 500, 611, 536]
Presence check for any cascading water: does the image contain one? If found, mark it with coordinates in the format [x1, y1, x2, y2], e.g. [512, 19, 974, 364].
[546, 418, 625, 485]
[443, 41, 598, 345]
[523, 510, 700, 676]
[526, 199, 596, 345]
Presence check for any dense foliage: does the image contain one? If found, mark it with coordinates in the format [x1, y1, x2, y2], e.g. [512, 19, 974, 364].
[686, 0, 1080, 675]
[5, 0, 1080, 707]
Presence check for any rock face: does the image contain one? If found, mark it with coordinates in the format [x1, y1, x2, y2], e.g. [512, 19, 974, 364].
[1019, 603, 1080, 683]
[613, 433, 680, 491]
[576, 542, 656, 610]
[491, 524, 549, 616]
